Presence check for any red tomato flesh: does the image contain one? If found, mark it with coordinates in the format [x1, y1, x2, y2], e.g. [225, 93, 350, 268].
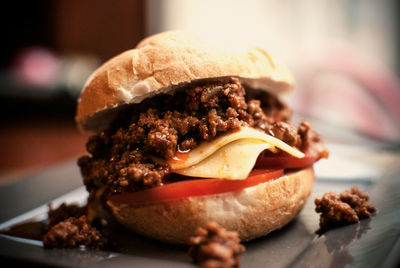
[255, 155, 319, 169]
[107, 169, 283, 205]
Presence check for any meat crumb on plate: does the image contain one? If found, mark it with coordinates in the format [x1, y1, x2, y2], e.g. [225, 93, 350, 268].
[189, 222, 245, 268]
[315, 186, 376, 233]
[43, 215, 106, 249]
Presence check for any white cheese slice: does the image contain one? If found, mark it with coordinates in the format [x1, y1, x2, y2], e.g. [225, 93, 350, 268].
[169, 126, 304, 170]
[173, 139, 271, 180]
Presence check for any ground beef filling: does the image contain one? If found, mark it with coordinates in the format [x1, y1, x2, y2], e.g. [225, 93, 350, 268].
[189, 222, 245, 268]
[79, 77, 326, 194]
[43, 215, 106, 249]
[315, 186, 376, 232]
[47, 203, 87, 228]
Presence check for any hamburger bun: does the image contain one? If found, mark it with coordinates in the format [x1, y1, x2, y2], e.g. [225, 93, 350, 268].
[107, 167, 314, 245]
[76, 30, 294, 132]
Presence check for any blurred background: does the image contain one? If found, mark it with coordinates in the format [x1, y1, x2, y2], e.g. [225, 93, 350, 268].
[1, 0, 399, 182]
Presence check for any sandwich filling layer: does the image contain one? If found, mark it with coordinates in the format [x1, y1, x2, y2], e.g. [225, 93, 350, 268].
[78, 77, 327, 196]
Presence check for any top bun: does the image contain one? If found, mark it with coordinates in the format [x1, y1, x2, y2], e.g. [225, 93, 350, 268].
[76, 30, 294, 132]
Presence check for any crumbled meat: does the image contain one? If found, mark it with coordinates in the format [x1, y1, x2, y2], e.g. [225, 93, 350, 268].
[43, 216, 106, 249]
[269, 121, 302, 147]
[79, 77, 327, 194]
[145, 121, 178, 158]
[245, 88, 292, 124]
[179, 137, 197, 152]
[47, 203, 87, 228]
[189, 222, 245, 268]
[315, 186, 376, 232]
[119, 163, 170, 187]
[298, 121, 329, 157]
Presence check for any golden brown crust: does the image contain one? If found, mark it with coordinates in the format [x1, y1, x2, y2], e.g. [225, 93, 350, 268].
[76, 30, 294, 132]
[107, 167, 314, 245]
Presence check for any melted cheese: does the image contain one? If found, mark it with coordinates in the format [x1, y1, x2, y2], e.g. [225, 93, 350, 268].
[173, 139, 271, 179]
[169, 127, 304, 170]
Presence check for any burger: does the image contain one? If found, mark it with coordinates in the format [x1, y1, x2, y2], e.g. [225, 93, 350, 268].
[76, 30, 328, 245]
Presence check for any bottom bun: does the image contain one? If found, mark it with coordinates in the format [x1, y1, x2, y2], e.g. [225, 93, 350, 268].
[107, 167, 314, 245]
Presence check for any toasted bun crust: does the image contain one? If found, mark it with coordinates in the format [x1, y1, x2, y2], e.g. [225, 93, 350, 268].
[76, 30, 294, 132]
[107, 167, 314, 245]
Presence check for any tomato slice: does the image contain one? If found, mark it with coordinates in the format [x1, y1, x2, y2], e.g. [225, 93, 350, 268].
[254, 155, 319, 169]
[107, 169, 283, 205]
